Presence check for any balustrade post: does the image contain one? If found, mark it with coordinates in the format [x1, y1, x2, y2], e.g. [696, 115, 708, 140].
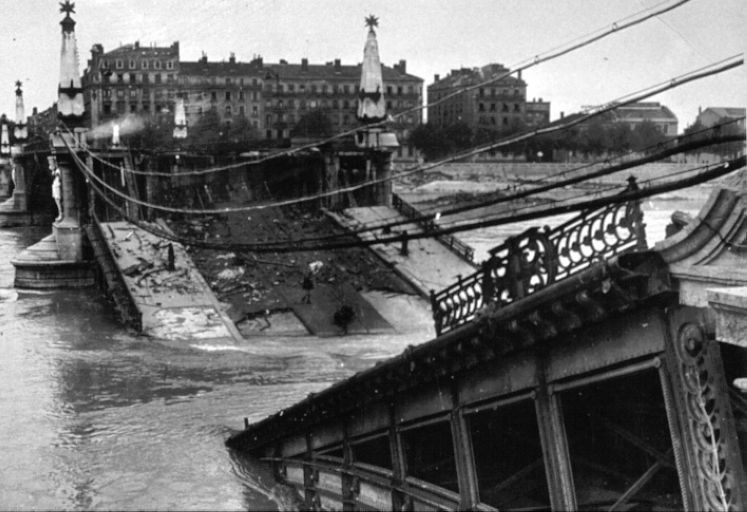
[481, 260, 495, 305]
[430, 289, 441, 336]
[400, 230, 409, 256]
[626, 175, 648, 250]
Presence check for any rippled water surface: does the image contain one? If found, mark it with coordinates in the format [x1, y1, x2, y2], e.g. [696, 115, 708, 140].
[0, 184, 711, 510]
[0, 227, 426, 510]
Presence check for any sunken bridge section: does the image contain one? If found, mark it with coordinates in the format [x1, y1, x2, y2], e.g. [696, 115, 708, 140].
[227, 185, 747, 511]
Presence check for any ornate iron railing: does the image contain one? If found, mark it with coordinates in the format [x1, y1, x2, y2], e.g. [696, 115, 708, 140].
[430, 189, 647, 335]
[392, 193, 475, 263]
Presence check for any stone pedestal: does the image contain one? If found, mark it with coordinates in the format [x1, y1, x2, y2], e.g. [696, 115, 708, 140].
[53, 221, 84, 261]
[708, 286, 747, 347]
[10, 156, 27, 211]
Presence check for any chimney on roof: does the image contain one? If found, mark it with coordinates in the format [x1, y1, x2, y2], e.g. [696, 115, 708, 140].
[200, 52, 207, 64]
[229, 52, 236, 64]
[334, 58, 341, 72]
[560, 111, 565, 119]
[434, 74, 440, 82]
[301, 58, 308, 71]
[134, 41, 139, 49]
[397, 59, 406, 73]
[518, 69, 522, 81]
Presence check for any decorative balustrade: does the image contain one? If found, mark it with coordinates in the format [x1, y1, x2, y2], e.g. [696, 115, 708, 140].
[430, 190, 647, 335]
[392, 193, 475, 263]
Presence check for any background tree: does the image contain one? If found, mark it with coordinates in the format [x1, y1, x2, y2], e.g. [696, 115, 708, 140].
[186, 107, 222, 149]
[630, 120, 668, 153]
[291, 109, 333, 139]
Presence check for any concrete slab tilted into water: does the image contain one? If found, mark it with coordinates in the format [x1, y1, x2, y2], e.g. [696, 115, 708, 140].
[98, 221, 243, 343]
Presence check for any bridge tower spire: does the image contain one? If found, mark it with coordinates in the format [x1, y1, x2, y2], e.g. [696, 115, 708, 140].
[357, 14, 386, 123]
[57, 0, 84, 121]
[14, 81, 27, 141]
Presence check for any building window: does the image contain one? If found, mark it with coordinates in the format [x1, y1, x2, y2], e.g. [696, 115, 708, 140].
[116, 89, 124, 98]
[154, 74, 161, 84]
[210, 91, 217, 102]
[514, 103, 521, 112]
[397, 86, 403, 95]
[141, 60, 149, 70]
[103, 103, 111, 115]
[514, 88, 520, 96]
[299, 83, 306, 92]
[503, 103, 509, 112]
[154, 60, 162, 70]
[288, 83, 295, 92]
[239, 105, 245, 116]
[503, 117, 508, 126]
[129, 89, 138, 99]
[343, 84, 350, 94]
[115, 59, 123, 69]
[225, 91, 231, 101]
[142, 103, 150, 113]
[166, 60, 174, 70]
[238, 90, 245, 101]
[225, 77, 231, 86]
[479, 88, 485, 97]
[225, 105, 232, 116]
[478, 103, 485, 112]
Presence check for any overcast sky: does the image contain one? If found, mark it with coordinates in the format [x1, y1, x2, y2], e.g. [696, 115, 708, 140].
[0, 0, 743, 130]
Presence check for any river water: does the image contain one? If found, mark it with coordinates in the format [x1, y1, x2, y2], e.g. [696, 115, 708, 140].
[0, 185, 712, 510]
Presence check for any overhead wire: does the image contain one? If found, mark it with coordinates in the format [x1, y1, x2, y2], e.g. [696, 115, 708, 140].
[83, 0, 693, 179]
[63, 54, 744, 217]
[74, 147, 745, 253]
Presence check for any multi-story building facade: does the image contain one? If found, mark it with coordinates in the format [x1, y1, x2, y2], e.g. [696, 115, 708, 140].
[427, 64, 546, 132]
[612, 102, 678, 136]
[81, 42, 423, 152]
[695, 106, 745, 130]
[83, 41, 180, 130]
[525, 98, 551, 128]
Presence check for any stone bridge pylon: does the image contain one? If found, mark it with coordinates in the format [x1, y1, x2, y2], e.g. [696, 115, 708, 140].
[11, 0, 94, 288]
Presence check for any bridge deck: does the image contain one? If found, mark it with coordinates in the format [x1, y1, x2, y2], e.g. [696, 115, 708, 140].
[326, 206, 477, 297]
[98, 221, 243, 343]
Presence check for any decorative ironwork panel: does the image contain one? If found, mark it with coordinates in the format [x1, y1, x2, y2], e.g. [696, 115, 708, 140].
[431, 191, 647, 335]
[669, 323, 745, 511]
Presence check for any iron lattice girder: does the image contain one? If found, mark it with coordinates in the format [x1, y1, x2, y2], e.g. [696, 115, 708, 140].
[227, 251, 672, 454]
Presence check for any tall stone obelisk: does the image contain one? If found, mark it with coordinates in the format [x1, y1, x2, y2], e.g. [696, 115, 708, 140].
[356, 15, 397, 205]
[357, 15, 387, 124]
[11, 81, 28, 210]
[54, 0, 87, 261]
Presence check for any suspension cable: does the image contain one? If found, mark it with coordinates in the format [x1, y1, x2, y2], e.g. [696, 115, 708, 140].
[82, 0, 693, 178]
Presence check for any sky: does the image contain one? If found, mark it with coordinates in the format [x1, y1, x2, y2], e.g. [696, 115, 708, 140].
[0, 0, 744, 131]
